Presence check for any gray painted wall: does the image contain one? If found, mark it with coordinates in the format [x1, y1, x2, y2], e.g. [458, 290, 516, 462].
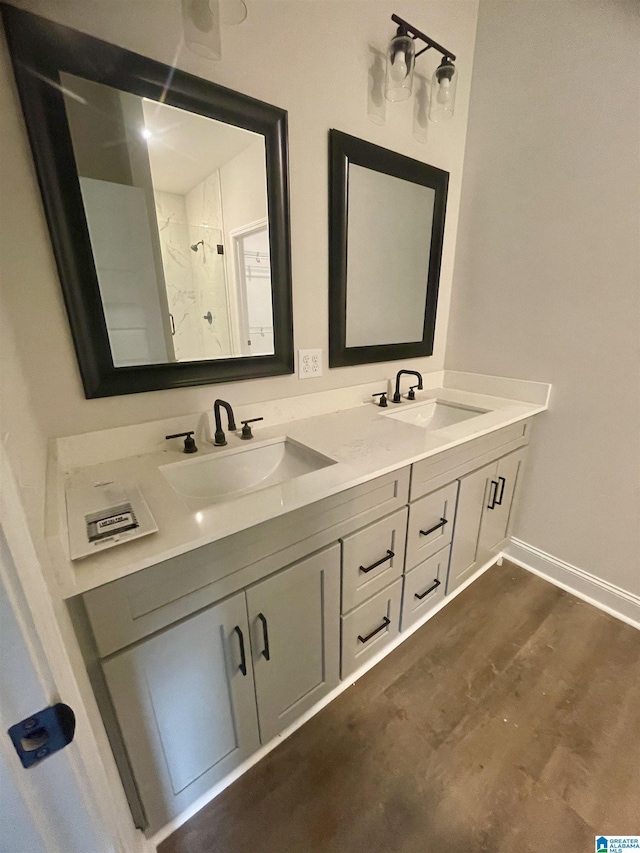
[446, 0, 640, 595]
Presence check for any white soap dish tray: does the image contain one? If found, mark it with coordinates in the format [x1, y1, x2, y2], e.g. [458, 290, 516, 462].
[66, 479, 158, 560]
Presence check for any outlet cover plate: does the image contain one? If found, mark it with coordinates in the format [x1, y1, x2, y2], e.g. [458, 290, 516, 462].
[298, 349, 323, 379]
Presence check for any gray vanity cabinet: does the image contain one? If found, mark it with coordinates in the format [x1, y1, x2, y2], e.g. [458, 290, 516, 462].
[447, 447, 527, 593]
[102, 591, 260, 832]
[246, 545, 340, 743]
[76, 434, 536, 835]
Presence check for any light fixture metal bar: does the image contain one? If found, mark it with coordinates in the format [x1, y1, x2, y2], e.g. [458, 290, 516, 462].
[390, 13, 456, 62]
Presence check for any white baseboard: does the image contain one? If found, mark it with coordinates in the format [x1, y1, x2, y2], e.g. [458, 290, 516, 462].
[504, 538, 640, 631]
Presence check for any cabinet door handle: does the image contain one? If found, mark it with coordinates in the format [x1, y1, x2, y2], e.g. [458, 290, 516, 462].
[359, 549, 394, 574]
[234, 626, 247, 676]
[495, 476, 506, 506]
[414, 578, 441, 600]
[257, 613, 270, 661]
[487, 480, 499, 510]
[358, 616, 390, 644]
[420, 517, 447, 537]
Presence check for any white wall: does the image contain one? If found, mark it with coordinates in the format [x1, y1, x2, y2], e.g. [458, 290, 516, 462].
[446, 0, 640, 595]
[219, 138, 267, 236]
[0, 0, 479, 439]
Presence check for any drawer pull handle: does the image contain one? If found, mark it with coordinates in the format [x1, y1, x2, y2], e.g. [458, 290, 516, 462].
[420, 517, 447, 537]
[359, 549, 395, 574]
[487, 480, 499, 510]
[257, 612, 270, 661]
[234, 626, 247, 676]
[358, 616, 391, 644]
[415, 578, 441, 600]
[495, 476, 506, 506]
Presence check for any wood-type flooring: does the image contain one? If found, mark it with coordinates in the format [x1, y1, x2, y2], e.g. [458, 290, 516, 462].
[159, 561, 640, 853]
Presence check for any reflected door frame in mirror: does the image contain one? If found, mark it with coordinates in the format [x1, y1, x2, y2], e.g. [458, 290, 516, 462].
[1, 4, 293, 397]
[328, 130, 448, 368]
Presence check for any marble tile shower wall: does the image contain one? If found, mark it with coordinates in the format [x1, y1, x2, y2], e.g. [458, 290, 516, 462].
[154, 173, 233, 361]
[185, 173, 233, 359]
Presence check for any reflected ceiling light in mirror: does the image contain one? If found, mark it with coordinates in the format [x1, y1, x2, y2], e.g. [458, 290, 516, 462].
[383, 14, 457, 122]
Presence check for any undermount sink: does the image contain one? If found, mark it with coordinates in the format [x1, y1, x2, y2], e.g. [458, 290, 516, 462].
[160, 437, 337, 505]
[384, 399, 489, 430]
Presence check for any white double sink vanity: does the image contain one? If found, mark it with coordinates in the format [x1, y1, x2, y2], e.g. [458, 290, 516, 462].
[47, 371, 550, 836]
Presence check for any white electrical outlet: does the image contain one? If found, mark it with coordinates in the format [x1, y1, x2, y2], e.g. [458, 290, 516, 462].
[298, 348, 323, 379]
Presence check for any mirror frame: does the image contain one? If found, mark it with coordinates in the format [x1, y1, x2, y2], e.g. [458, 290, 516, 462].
[328, 130, 448, 368]
[1, 4, 294, 397]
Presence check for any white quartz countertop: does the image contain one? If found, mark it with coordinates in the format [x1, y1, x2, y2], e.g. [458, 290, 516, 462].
[46, 374, 551, 597]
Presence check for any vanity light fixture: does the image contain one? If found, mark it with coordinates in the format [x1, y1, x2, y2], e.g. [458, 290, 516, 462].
[384, 14, 457, 121]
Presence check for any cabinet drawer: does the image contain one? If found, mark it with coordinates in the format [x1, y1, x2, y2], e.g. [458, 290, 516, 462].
[341, 579, 402, 679]
[341, 508, 407, 614]
[401, 546, 449, 632]
[406, 481, 458, 571]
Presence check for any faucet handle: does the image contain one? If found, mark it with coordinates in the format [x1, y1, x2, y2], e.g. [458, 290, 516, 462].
[372, 392, 388, 408]
[240, 418, 263, 440]
[165, 431, 197, 453]
[407, 384, 420, 401]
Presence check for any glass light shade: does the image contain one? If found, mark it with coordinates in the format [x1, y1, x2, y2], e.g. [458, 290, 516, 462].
[429, 59, 457, 122]
[384, 32, 415, 102]
[182, 0, 222, 60]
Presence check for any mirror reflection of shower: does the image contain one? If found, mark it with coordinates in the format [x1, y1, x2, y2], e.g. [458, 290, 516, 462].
[144, 102, 274, 364]
[63, 75, 274, 365]
[144, 104, 275, 364]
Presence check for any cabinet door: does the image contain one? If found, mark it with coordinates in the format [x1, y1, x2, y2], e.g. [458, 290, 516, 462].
[447, 460, 497, 594]
[102, 592, 260, 833]
[246, 545, 340, 743]
[478, 448, 527, 554]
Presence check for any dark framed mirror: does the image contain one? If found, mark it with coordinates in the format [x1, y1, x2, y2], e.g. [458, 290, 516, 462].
[1, 4, 293, 397]
[328, 130, 448, 368]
